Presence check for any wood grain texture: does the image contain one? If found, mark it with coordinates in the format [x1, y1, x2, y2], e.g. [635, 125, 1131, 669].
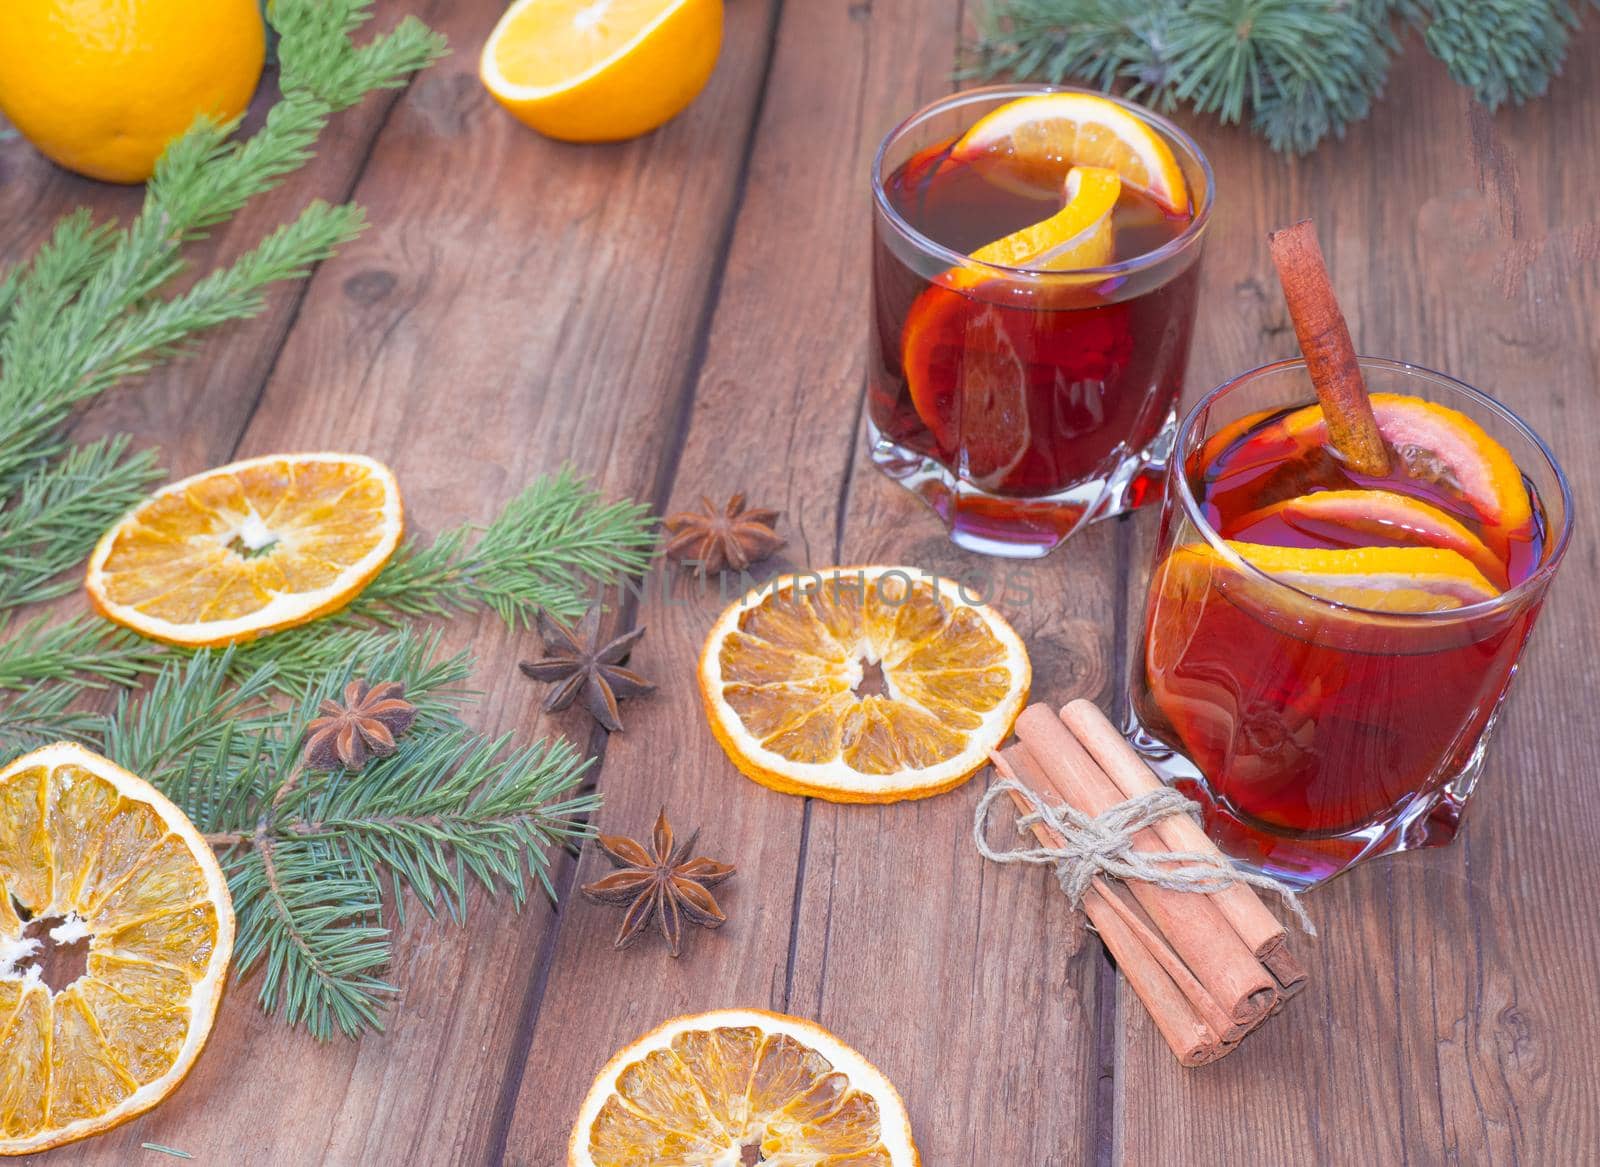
[1111, 26, 1600, 1165]
[504, 0, 1109, 1162]
[3, 0, 1598, 1162]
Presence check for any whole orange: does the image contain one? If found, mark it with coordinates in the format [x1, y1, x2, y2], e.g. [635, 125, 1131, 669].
[0, 0, 266, 184]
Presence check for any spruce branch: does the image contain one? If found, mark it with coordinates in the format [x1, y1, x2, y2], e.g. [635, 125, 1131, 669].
[1421, 0, 1579, 109]
[99, 650, 281, 788]
[0, 616, 167, 693]
[0, 438, 164, 612]
[0, 0, 609, 1045]
[358, 466, 660, 628]
[227, 838, 396, 1039]
[75, 629, 596, 1040]
[0, 687, 102, 753]
[224, 467, 659, 688]
[968, 0, 1593, 152]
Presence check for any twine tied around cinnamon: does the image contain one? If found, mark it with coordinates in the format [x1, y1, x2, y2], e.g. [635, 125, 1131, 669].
[973, 778, 1315, 936]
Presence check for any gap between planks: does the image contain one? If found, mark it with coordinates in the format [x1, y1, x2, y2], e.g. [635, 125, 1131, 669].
[480, 3, 790, 1161]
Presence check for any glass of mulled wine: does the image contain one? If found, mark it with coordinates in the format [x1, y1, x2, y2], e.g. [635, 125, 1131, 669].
[869, 85, 1212, 558]
[1128, 358, 1572, 887]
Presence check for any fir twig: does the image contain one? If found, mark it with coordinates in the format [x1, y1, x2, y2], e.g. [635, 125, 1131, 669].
[0, 0, 608, 1044]
[0, 438, 164, 612]
[0, 687, 102, 753]
[356, 466, 658, 628]
[227, 467, 659, 687]
[86, 631, 596, 1039]
[0, 616, 167, 693]
[968, 0, 1593, 152]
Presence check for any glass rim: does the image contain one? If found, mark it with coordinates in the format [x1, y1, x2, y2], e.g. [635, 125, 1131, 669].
[1172, 356, 1575, 621]
[870, 82, 1215, 282]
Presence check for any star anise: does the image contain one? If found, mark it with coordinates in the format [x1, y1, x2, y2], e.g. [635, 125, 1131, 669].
[663, 493, 785, 576]
[581, 809, 735, 957]
[519, 605, 654, 732]
[303, 680, 417, 771]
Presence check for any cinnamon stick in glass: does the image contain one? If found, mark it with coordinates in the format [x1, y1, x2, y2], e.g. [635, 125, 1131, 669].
[1013, 705, 1277, 1029]
[992, 747, 1229, 1066]
[1268, 218, 1390, 476]
[1058, 699, 1287, 961]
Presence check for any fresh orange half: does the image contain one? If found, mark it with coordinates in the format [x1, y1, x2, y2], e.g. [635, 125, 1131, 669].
[1190, 541, 1500, 613]
[1230, 489, 1508, 587]
[570, 1007, 919, 1166]
[480, 0, 723, 142]
[85, 453, 403, 648]
[951, 92, 1188, 213]
[699, 568, 1031, 802]
[0, 743, 234, 1156]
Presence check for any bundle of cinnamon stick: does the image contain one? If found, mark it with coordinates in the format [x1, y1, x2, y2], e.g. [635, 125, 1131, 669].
[994, 700, 1308, 1066]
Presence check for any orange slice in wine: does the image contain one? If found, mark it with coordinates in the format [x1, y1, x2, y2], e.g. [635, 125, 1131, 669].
[1179, 541, 1500, 613]
[1221, 394, 1532, 541]
[1229, 489, 1508, 587]
[950, 92, 1188, 212]
[960, 165, 1120, 277]
[899, 167, 1118, 487]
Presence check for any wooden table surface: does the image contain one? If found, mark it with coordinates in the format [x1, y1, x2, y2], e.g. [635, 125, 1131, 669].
[4, 2, 1598, 1163]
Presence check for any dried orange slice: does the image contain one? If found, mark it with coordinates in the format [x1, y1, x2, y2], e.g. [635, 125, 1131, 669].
[951, 92, 1188, 213]
[570, 1007, 919, 1167]
[699, 568, 1031, 802]
[85, 453, 403, 648]
[1230, 489, 1507, 587]
[0, 743, 234, 1156]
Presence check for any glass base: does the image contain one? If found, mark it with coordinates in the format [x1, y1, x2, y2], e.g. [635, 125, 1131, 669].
[867, 411, 1175, 558]
[1122, 702, 1501, 890]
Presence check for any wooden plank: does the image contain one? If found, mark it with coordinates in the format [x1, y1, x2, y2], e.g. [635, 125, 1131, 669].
[503, 0, 1108, 1162]
[14, 0, 781, 1162]
[1112, 27, 1600, 1162]
[811, 18, 1114, 1167]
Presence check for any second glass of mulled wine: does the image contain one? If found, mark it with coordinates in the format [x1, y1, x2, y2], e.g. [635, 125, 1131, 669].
[1128, 358, 1572, 887]
[869, 85, 1213, 558]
